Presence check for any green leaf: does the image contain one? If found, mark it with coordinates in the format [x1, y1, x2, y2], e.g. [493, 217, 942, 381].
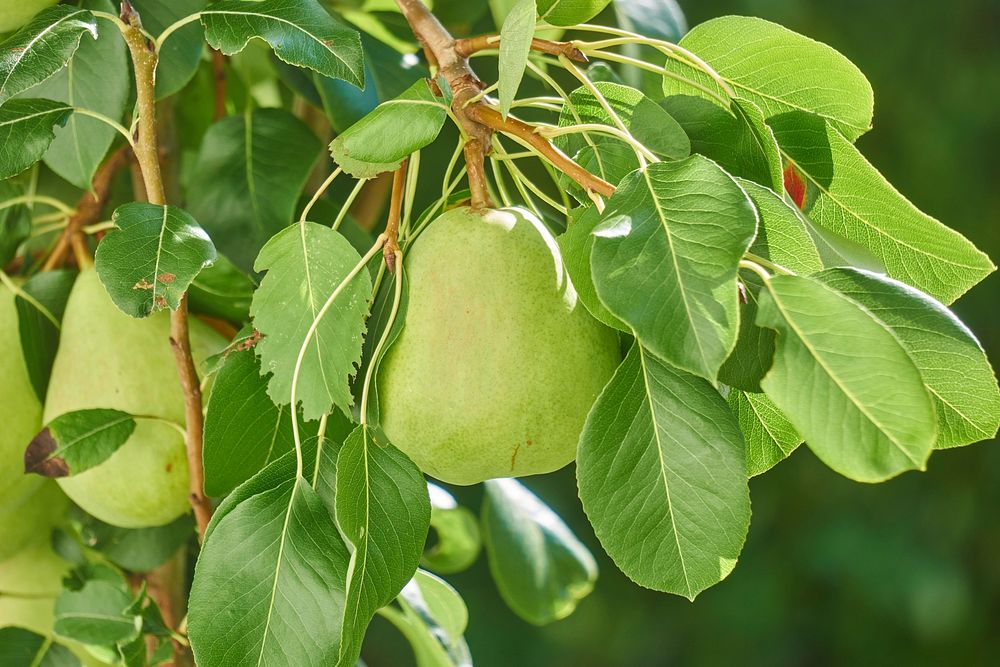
[481, 478, 597, 625]
[558, 205, 627, 331]
[727, 390, 801, 477]
[189, 473, 351, 666]
[422, 483, 481, 575]
[556, 82, 690, 161]
[0, 98, 73, 180]
[250, 222, 372, 421]
[315, 33, 427, 134]
[590, 156, 757, 381]
[0, 627, 81, 667]
[203, 337, 315, 496]
[201, 0, 364, 87]
[718, 179, 822, 391]
[662, 16, 874, 141]
[756, 273, 937, 482]
[814, 268, 1000, 450]
[663, 95, 782, 191]
[498, 0, 535, 118]
[0, 181, 31, 265]
[768, 112, 994, 303]
[132, 0, 207, 99]
[536, 0, 609, 26]
[386, 570, 472, 667]
[82, 514, 195, 573]
[613, 0, 686, 94]
[578, 344, 750, 599]
[13, 268, 75, 401]
[95, 202, 217, 318]
[54, 579, 141, 646]
[22, 0, 127, 190]
[336, 425, 431, 665]
[0, 5, 97, 106]
[187, 109, 322, 272]
[187, 254, 256, 323]
[329, 78, 449, 178]
[24, 408, 135, 478]
[564, 141, 641, 201]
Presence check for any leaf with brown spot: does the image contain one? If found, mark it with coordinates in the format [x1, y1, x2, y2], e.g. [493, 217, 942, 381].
[25, 409, 137, 477]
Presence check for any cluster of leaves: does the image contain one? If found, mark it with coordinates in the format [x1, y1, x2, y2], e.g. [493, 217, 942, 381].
[1, 0, 997, 665]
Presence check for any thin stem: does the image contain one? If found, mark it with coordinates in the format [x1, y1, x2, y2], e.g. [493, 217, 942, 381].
[72, 108, 135, 149]
[579, 48, 731, 108]
[332, 179, 368, 231]
[384, 159, 409, 270]
[490, 155, 514, 208]
[538, 122, 655, 163]
[737, 259, 772, 283]
[153, 13, 202, 53]
[405, 165, 466, 245]
[290, 236, 387, 476]
[743, 252, 793, 276]
[455, 34, 587, 62]
[300, 167, 342, 223]
[493, 137, 567, 215]
[401, 151, 421, 237]
[359, 250, 404, 425]
[0, 195, 74, 215]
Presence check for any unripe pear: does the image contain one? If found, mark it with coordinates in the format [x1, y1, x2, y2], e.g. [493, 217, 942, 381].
[0, 0, 59, 33]
[0, 284, 44, 508]
[0, 481, 68, 561]
[44, 269, 226, 528]
[378, 207, 621, 485]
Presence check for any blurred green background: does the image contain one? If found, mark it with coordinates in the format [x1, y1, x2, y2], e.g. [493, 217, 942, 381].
[365, 1, 1000, 664]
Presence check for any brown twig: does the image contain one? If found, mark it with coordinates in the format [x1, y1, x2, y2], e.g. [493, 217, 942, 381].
[41, 147, 128, 271]
[211, 50, 227, 121]
[395, 0, 493, 209]
[466, 104, 616, 197]
[121, 1, 213, 541]
[384, 159, 408, 272]
[454, 35, 588, 62]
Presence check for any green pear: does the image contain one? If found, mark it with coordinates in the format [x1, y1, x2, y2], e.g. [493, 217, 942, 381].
[44, 269, 226, 528]
[378, 207, 621, 485]
[0, 0, 59, 33]
[0, 481, 68, 561]
[0, 284, 44, 508]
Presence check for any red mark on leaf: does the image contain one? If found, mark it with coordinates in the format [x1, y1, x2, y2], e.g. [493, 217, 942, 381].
[783, 162, 807, 210]
[154, 295, 168, 309]
[157, 272, 176, 284]
[133, 278, 154, 290]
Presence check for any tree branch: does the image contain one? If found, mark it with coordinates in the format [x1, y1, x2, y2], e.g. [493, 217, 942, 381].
[394, 0, 492, 209]
[466, 104, 615, 198]
[454, 35, 587, 62]
[121, 1, 213, 541]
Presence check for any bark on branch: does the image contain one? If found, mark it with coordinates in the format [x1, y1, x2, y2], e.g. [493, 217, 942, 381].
[454, 35, 587, 62]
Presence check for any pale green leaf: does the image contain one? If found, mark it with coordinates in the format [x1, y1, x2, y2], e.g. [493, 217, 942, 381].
[757, 273, 937, 482]
[498, 0, 536, 119]
[24, 408, 135, 478]
[201, 0, 364, 87]
[187, 108, 323, 272]
[0, 98, 73, 180]
[662, 16, 874, 141]
[537, 0, 609, 26]
[768, 112, 994, 303]
[95, 202, 217, 317]
[329, 78, 449, 178]
[590, 156, 757, 380]
[557, 204, 627, 331]
[815, 268, 1000, 450]
[250, 222, 372, 421]
[422, 484, 481, 575]
[727, 390, 801, 477]
[0, 5, 96, 105]
[336, 425, 431, 666]
[578, 344, 750, 599]
[482, 478, 598, 625]
[393, 570, 472, 667]
[22, 0, 127, 190]
[54, 580, 140, 646]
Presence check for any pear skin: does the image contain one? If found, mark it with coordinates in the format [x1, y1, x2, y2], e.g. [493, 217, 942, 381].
[0, 0, 59, 33]
[44, 269, 225, 528]
[0, 284, 44, 508]
[0, 481, 68, 561]
[378, 207, 621, 485]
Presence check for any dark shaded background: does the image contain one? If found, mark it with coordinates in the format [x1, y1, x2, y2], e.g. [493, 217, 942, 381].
[365, 1, 1000, 664]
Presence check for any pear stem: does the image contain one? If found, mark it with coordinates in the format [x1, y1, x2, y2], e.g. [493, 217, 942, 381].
[384, 159, 408, 271]
[122, 2, 213, 546]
